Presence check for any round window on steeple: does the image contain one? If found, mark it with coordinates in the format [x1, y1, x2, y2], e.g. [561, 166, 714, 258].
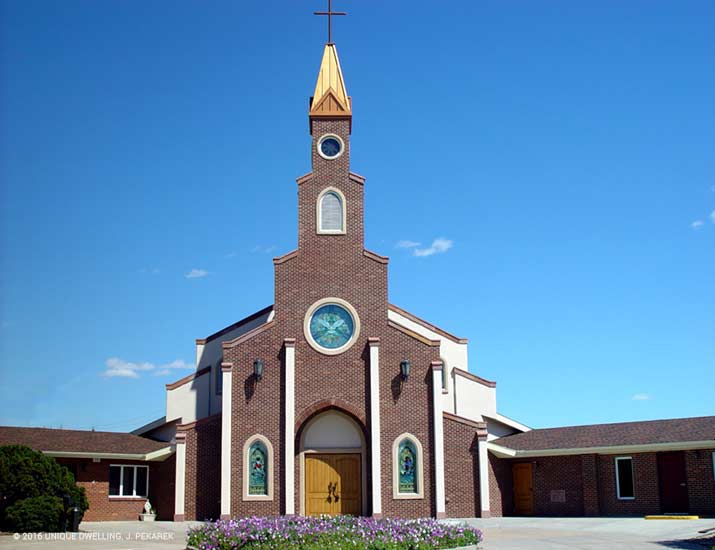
[318, 134, 344, 160]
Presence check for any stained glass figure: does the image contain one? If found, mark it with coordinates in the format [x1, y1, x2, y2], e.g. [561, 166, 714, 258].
[248, 441, 268, 495]
[398, 439, 417, 493]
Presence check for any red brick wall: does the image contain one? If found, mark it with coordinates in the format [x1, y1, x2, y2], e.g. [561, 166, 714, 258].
[150, 454, 175, 521]
[221, 116, 441, 518]
[531, 456, 584, 516]
[488, 450, 715, 518]
[58, 458, 164, 521]
[488, 453, 512, 517]
[598, 453, 659, 516]
[685, 450, 715, 516]
[183, 415, 221, 520]
[443, 417, 480, 518]
[581, 454, 600, 516]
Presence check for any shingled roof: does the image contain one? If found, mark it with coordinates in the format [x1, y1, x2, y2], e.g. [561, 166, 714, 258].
[0, 426, 172, 460]
[492, 416, 715, 455]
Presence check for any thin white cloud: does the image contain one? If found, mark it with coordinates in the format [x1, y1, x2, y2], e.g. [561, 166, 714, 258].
[691, 220, 704, 230]
[139, 267, 160, 274]
[185, 268, 209, 279]
[251, 245, 277, 254]
[710, 210, 715, 224]
[396, 240, 421, 249]
[631, 393, 651, 401]
[224, 251, 237, 259]
[413, 238, 454, 257]
[102, 358, 193, 379]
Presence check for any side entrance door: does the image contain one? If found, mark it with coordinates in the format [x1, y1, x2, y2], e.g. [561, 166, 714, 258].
[305, 453, 361, 516]
[512, 463, 533, 515]
[657, 451, 689, 513]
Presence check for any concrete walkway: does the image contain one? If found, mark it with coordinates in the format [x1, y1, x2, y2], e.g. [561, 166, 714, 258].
[0, 517, 713, 549]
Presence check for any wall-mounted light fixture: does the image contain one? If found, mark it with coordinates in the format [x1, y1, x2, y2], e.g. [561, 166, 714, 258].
[400, 359, 410, 381]
[253, 359, 264, 381]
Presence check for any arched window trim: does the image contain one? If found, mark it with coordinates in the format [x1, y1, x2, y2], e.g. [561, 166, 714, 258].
[316, 187, 347, 235]
[392, 433, 425, 500]
[242, 435, 274, 501]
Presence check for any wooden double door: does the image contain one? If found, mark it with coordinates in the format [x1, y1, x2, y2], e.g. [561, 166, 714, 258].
[305, 453, 361, 516]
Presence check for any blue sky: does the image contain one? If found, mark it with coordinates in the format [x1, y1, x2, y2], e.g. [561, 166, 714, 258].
[1, 0, 713, 433]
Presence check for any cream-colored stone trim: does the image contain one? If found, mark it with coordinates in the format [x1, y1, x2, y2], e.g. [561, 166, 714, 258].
[478, 439, 490, 515]
[431, 365, 446, 516]
[303, 297, 361, 356]
[316, 133, 346, 160]
[284, 339, 296, 514]
[174, 434, 186, 520]
[220, 366, 232, 518]
[242, 435, 275, 502]
[316, 187, 347, 235]
[369, 341, 382, 515]
[391, 433, 425, 500]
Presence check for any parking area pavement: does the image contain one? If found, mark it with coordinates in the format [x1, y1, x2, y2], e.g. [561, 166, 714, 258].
[460, 517, 715, 550]
[0, 517, 713, 550]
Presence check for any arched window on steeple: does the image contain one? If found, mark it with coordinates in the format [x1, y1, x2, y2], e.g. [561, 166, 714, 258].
[317, 188, 345, 234]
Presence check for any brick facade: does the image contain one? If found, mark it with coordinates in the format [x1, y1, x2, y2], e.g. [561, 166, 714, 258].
[486, 449, 715, 517]
[208, 109, 448, 519]
[181, 415, 221, 520]
[58, 458, 165, 521]
[443, 416, 480, 518]
[685, 450, 715, 516]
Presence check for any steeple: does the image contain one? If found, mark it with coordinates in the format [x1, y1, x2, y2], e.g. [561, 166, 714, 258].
[309, 44, 352, 133]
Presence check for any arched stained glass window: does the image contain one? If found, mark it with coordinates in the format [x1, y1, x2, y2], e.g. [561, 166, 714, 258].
[398, 439, 418, 494]
[248, 441, 268, 496]
[320, 191, 343, 232]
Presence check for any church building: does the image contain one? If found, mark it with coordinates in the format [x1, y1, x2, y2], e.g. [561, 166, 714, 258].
[2, 32, 713, 523]
[149, 39, 528, 521]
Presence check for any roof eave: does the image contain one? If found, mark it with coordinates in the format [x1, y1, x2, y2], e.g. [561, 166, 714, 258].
[42, 446, 174, 462]
[487, 439, 715, 458]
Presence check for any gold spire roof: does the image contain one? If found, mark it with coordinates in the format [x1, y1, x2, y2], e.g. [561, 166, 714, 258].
[310, 43, 352, 117]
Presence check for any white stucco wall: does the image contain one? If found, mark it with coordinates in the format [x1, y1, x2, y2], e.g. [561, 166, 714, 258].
[387, 308, 468, 414]
[452, 370, 497, 423]
[165, 308, 274, 424]
[303, 411, 362, 449]
[486, 417, 522, 441]
[166, 370, 211, 424]
[387, 307, 509, 428]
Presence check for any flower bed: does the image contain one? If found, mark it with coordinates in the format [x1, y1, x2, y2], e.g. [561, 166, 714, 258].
[187, 516, 483, 550]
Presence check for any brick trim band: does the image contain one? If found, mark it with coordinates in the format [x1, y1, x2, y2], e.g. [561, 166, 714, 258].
[387, 320, 440, 347]
[453, 367, 496, 388]
[166, 366, 211, 391]
[295, 399, 367, 433]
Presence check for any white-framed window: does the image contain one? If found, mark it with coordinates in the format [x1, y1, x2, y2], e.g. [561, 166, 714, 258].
[615, 456, 635, 500]
[242, 435, 274, 501]
[317, 188, 346, 234]
[109, 465, 149, 498]
[392, 433, 425, 499]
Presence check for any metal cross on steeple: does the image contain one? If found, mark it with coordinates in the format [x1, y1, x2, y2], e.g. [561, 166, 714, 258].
[313, 0, 347, 45]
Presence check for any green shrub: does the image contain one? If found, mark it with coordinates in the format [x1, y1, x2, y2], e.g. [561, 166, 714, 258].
[0, 445, 89, 532]
[5, 496, 65, 533]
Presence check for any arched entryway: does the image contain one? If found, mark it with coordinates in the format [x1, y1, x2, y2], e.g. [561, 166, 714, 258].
[298, 409, 367, 516]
